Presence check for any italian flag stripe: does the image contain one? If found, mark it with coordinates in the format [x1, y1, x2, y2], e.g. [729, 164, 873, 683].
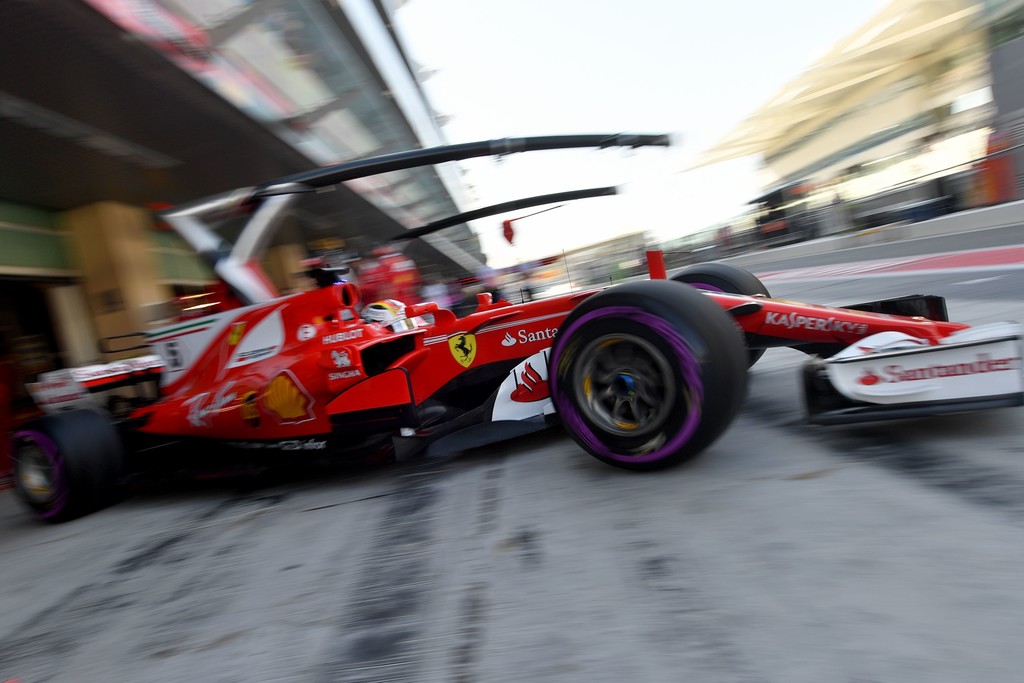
[146, 319, 215, 342]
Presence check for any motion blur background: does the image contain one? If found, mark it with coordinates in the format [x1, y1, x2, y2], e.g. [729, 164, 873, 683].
[1, 0, 1022, 413]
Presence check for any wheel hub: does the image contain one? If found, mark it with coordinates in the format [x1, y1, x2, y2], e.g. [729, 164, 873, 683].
[575, 334, 676, 437]
[16, 441, 56, 504]
[612, 374, 637, 396]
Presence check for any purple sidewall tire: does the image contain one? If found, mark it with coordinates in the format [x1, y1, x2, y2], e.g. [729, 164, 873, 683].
[550, 280, 747, 471]
[683, 282, 724, 292]
[12, 430, 68, 520]
[10, 409, 124, 523]
[550, 306, 703, 464]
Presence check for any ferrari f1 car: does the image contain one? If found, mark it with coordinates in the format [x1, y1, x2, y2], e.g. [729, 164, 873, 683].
[11, 134, 1024, 522]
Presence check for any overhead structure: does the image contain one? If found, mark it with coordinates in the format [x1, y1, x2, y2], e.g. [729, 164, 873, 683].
[0, 0, 513, 378]
[0, 0, 491, 275]
[690, 0, 987, 177]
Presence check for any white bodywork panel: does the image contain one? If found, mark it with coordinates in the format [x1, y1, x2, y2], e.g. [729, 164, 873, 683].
[491, 349, 556, 421]
[825, 322, 1024, 405]
[144, 311, 239, 388]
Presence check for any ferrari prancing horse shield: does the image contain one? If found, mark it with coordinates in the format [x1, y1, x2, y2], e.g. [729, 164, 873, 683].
[449, 333, 476, 367]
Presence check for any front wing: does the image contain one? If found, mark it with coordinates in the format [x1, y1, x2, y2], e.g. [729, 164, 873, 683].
[804, 322, 1024, 424]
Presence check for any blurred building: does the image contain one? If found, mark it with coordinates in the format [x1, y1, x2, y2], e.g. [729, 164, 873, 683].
[0, 0, 485, 387]
[526, 232, 650, 298]
[693, 0, 1007, 241]
[986, 0, 1024, 191]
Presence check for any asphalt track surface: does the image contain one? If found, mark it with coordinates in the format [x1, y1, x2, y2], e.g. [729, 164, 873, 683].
[4, 231, 1024, 683]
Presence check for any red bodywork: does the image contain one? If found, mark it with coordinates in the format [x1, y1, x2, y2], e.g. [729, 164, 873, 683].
[711, 291, 966, 346]
[132, 283, 578, 441]
[127, 264, 968, 445]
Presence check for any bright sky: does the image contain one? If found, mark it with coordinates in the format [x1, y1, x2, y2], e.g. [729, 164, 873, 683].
[395, 0, 890, 269]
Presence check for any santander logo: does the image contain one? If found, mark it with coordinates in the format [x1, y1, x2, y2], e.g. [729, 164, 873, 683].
[857, 354, 1019, 385]
[510, 361, 549, 402]
[858, 370, 881, 386]
[501, 327, 558, 347]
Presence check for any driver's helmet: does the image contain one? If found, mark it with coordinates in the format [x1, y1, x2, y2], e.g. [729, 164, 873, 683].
[361, 299, 415, 332]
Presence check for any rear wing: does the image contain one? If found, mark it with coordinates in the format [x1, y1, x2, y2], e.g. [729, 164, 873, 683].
[160, 134, 671, 305]
[26, 355, 164, 414]
[398, 186, 619, 241]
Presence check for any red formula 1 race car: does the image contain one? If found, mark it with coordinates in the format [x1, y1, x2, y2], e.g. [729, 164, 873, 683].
[10, 134, 1024, 522]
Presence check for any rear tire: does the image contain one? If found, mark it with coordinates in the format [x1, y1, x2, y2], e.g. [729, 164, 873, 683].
[672, 262, 770, 367]
[550, 280, 747, 471]
[12, 409, 124, 522]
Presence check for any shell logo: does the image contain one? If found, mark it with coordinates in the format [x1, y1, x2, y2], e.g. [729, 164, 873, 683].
[240, 390, 260, 427]
[262, 371, 315, 424]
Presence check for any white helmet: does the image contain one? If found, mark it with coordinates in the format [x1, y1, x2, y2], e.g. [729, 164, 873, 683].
[362, 299, 414, 331]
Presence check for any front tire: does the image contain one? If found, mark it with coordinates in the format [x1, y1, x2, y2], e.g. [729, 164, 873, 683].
[550, 280, 747, 471]
[13, 409, 124, 522]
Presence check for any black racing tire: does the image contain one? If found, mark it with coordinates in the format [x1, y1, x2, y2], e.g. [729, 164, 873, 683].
[671, 262, 770, 367]
[12, 409, 125, 522]
[549, 280, 747, 471]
